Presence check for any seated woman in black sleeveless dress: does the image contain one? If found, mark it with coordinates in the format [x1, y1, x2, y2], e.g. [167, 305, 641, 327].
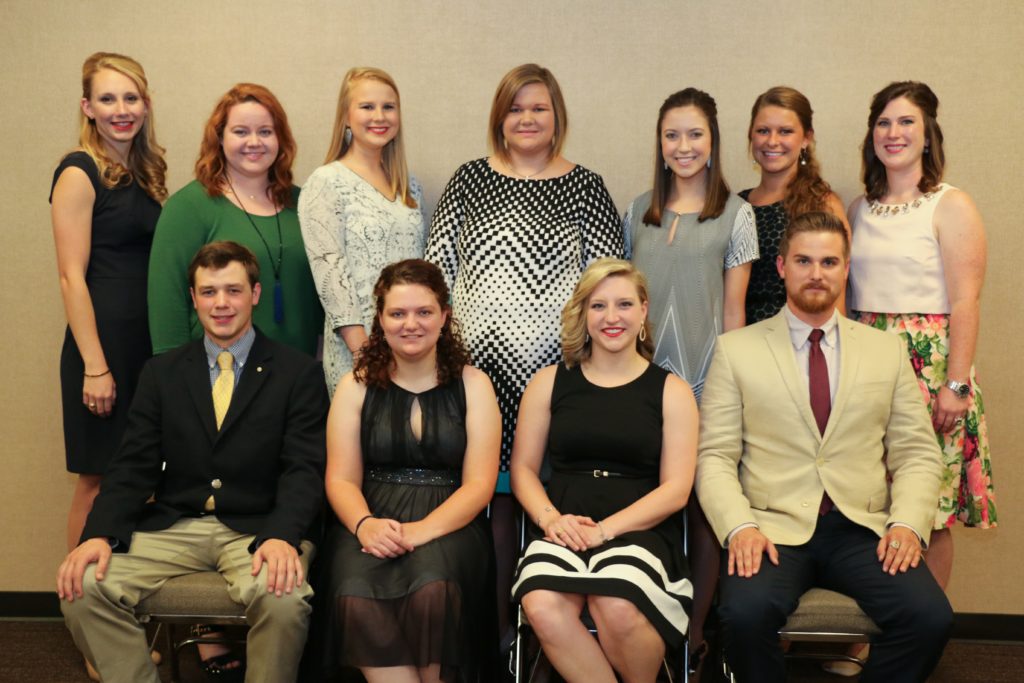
[511, 258, 698, 683]
[323, 259, 501, 683]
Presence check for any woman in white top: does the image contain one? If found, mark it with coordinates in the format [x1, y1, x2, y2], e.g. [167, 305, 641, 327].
[848, 81, 993, 596]
[300, 67, 425, 396]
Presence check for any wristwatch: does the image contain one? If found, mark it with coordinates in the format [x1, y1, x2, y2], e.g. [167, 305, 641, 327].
[945, 379, 970, 399]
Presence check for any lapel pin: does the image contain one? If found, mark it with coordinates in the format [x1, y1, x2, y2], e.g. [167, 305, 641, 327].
[257, 366, 263, 372]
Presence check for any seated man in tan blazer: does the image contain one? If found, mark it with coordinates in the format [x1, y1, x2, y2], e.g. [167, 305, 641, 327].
[696, 212, 952, 683]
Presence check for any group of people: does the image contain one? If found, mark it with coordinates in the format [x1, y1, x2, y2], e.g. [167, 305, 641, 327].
[50, 51, 993, 683]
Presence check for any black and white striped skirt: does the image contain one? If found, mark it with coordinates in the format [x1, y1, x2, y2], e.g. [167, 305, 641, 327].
[511, 530, 692, 648]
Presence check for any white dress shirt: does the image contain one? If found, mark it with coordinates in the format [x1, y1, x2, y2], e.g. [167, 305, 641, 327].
[783, 305, 840, 404]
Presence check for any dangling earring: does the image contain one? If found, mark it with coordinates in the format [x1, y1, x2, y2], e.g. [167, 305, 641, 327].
[639, 324, 647, 342]
[706, 157, 712, 169]
[800, 148, 808, 166]
[585, 332, 591, 344]
[924, 144, 930, 155]
[344, 126, 352, 145]
[663, 160, 668, 171]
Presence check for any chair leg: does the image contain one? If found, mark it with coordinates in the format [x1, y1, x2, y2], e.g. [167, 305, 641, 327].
[512, 606, 548, 683]
[165, 623, 181, 683]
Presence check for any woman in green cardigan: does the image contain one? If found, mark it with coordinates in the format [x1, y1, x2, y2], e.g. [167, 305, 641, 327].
[148, 83, 322, 356]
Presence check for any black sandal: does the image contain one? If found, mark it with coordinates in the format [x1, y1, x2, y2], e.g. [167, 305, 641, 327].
[190, 625, 245, 682]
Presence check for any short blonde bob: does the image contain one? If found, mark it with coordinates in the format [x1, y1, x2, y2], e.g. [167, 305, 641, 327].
[487, 63, 568, 165]
[561, 258, 654, 367]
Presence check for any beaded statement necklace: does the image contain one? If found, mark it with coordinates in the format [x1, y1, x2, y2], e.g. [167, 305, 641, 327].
[867, 189, 939, 217]
[228, 181, 285, 324]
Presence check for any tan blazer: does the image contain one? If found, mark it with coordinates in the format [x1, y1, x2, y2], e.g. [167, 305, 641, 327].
[696, 310, 942, 547]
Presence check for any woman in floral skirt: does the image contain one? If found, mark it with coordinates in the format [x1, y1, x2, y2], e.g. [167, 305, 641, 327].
[848, 81, 994, 594]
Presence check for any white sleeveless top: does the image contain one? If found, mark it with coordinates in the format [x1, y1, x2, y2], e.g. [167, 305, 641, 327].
[849, 183, 953, 314]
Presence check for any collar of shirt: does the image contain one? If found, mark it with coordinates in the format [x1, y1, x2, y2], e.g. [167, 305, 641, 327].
[204, 327, 256, 387]
[782, 305, 840, 404]
[783, 305, 839, 352]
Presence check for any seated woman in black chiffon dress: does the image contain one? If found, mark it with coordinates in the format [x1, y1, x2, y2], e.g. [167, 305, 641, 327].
[511, 258, 697, 683]
[323, 258, 501, 683]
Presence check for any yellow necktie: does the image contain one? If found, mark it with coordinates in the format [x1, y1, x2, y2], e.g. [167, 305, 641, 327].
[212, 351, 234, 430]
[207, 351, 234, 512]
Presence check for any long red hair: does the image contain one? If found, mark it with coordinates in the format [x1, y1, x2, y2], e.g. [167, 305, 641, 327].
[194, 83, 296, 207]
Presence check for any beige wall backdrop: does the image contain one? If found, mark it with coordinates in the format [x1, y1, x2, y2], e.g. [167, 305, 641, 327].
[1, 1, 1020, 614]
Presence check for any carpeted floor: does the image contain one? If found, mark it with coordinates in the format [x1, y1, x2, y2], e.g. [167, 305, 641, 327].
[1, 619, 1022, 682]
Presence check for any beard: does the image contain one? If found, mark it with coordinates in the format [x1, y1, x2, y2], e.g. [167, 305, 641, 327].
[789, 283, 839, 315]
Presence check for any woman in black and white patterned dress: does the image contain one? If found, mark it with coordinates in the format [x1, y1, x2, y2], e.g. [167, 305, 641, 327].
[425, 63, 623, 646]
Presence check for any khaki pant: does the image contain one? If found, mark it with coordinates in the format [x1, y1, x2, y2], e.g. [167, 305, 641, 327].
[62, 516, 315, 683]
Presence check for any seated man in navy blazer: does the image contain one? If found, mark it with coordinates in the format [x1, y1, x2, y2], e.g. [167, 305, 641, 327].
[58, 241, 329, 683]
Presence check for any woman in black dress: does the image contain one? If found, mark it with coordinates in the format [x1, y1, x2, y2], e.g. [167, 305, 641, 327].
[511, 259, 697, 683]
[50, 51, 166, 682]
[50, 52, 166, 551]
[323, 259, 501, 682]
[741, 86, 848, 323]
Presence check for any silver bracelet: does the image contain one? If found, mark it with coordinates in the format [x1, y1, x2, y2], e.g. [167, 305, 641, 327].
[597, 520, 613, 543]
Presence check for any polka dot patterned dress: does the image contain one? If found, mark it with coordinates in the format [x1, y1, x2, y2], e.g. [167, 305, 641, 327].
[739, 189, 789, 325]
[426, 158, 624, 491]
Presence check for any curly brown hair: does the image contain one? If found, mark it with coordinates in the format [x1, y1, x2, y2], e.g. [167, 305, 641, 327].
[354, 259, 471, 388]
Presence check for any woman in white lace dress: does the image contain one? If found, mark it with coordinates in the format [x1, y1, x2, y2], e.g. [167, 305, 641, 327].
[300, 67, 425, 395]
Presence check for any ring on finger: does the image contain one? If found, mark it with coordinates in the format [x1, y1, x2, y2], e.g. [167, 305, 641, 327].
[889, 540, 901, 550]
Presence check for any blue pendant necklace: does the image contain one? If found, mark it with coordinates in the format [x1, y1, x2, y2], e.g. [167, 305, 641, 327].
[228, 180, 284, 324]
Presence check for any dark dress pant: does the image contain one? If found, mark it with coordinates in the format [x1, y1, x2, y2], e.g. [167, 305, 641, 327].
[718, 511, 952, 683]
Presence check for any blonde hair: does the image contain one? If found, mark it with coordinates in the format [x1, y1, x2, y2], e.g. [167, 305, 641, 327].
[78, 52, 167, 201]
[487, 63, 568, 166]
[562, 259, 653, 367]
[323, 67, 416, 209]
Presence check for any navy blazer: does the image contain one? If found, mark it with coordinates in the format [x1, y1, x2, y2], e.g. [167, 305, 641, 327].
[82, 329, 328, 551]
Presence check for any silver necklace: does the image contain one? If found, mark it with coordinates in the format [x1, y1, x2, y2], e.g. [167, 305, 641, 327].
[504, 158, 551, 180]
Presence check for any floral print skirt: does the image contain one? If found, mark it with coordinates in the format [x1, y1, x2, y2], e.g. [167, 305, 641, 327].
[853, 312, 996, 529]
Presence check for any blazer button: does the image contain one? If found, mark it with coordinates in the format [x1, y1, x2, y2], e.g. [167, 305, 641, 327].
[211, 479, 222, 489]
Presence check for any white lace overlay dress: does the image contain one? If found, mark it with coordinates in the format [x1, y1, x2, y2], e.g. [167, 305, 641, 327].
[299, 161, 426, 394]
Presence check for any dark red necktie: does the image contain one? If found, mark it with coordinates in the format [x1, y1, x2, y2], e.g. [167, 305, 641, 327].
[808, 328, 833, 515]
[808, 329, 830, 435]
